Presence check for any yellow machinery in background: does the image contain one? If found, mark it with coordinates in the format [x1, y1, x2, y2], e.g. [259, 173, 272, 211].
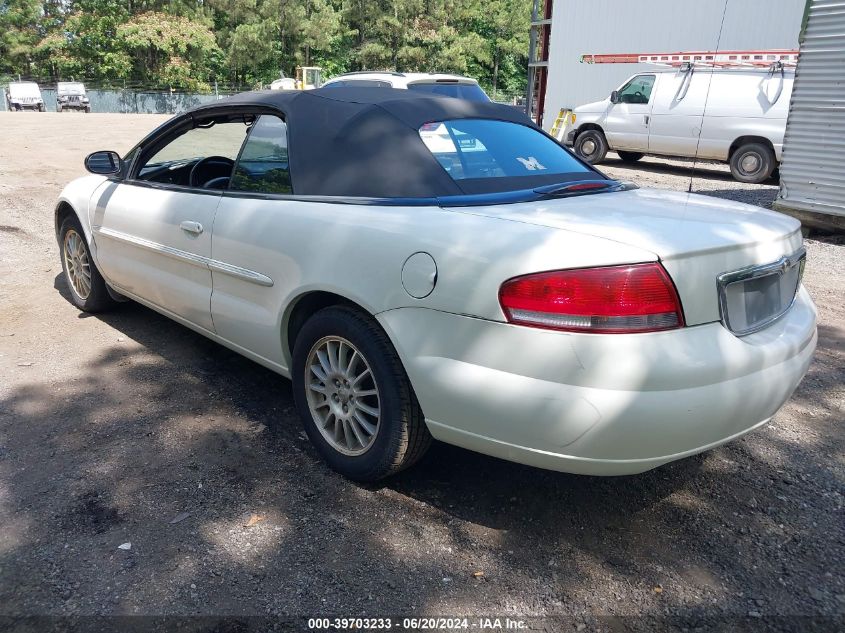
[269, 66, 323, 91]
[296, 66, 323, 90]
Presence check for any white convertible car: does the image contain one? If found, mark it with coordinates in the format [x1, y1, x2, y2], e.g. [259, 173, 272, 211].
[55, 89, 817, 481]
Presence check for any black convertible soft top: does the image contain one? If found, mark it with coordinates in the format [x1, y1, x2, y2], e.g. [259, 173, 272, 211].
[185, 88, 601, 199]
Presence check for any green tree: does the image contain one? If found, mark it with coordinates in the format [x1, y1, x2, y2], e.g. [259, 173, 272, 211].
[47, 0, 132, 82]
[0, 0, 44, 77]
[0, 0, 529, 95]
[460, 0, 531, 98]
[118, 12, 223, 90]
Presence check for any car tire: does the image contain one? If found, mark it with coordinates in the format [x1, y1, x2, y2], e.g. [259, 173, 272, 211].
[729, 142, 775, 184]
[57, 104, 63, 113]
[292, 305, 431, 481]
[617, 151, 644, 162]
[85, 106, 91, 113]
[574, 129, 608, 164]
[59, 215, 117, 312]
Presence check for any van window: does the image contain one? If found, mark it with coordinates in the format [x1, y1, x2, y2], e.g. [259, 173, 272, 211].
[231, 115, 291, 194]
[617, 75, 655, 104]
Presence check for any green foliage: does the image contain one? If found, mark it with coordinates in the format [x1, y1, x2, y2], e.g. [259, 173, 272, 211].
[118, 12, 223, 90]
[0, 0, 530, 95]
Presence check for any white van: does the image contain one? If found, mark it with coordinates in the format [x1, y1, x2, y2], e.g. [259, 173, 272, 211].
[562, 68, 794, 183]
[5, 81, 45, 112]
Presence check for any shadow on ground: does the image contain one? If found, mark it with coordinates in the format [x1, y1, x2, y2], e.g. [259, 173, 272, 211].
[0, 277, 841, 623]
[601, 156, 779, 186]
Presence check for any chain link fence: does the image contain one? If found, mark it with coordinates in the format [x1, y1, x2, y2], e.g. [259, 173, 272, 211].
[2, 80, 527, 115]
[1, 79, 251, 114]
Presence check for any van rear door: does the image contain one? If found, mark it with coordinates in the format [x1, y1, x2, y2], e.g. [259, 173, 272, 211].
[603, 74, 656, 152]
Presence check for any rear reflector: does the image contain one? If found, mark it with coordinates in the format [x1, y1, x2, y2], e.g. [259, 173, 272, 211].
[499, 263, 685, 334]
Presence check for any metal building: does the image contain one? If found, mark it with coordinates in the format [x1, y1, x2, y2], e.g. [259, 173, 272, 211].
[538, 0, 807, 130]
[775, 0, 845, 230]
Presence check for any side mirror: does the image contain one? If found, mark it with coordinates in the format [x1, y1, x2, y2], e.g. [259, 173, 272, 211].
[610, 90, 619, 104]
[84, 150, 121, 175]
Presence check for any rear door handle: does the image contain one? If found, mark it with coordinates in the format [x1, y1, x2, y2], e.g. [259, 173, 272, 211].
[180, 220, 203, 235]
[644, 115, 650, 125]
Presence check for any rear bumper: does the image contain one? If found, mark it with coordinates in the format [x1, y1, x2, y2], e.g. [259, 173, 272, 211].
[377, 287, 817, 475]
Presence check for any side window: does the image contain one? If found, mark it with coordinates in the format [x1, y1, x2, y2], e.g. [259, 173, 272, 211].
[617, 75, 656, 104]
[136, 119, 251, 188]
[230, 115, 291, 194]
[343, 79, 391, 88]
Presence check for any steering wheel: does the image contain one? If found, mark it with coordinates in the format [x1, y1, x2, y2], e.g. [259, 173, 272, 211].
[189, 156, 235, 188]
[633, 90, 645, 103]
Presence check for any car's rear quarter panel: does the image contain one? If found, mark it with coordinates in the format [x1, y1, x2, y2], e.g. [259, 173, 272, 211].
[208, 198, 657, 371]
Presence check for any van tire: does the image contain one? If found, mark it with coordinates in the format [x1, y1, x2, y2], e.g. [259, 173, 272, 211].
[574, 129, 608, 164]
[616, 151, 644, 163]
[730, 142, 775, 184]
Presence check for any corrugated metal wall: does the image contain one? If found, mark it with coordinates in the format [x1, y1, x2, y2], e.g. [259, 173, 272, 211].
[776, 0, 845, 226]
[542, 0, 806, 129]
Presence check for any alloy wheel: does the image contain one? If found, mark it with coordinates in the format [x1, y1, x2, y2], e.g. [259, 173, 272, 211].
[304, 335, 381, 456]
[63, 229, 91, 300]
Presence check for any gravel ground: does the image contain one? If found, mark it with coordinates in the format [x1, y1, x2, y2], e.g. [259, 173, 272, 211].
[0, 114, 843, 630]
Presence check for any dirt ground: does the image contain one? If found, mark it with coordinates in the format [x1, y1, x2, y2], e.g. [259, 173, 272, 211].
[0, 113, 843, 630]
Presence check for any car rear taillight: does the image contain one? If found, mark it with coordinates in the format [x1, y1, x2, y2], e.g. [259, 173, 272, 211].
[499, 263, 685, 334]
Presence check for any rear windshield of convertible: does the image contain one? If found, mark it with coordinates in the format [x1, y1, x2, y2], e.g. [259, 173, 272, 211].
[419, 119, 590, 183]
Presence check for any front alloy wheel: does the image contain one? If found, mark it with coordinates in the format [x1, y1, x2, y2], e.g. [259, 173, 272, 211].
[63, 229, 92, 301]
[58, 215, 116, 312]
[305, 335, 381, 456]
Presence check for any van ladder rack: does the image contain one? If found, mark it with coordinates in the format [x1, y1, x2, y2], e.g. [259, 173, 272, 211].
[580, 49, 798, 69]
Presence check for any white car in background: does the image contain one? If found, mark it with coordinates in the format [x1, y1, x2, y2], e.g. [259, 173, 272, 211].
[54, 88, 816, 482]
[321, 71, 490, 101]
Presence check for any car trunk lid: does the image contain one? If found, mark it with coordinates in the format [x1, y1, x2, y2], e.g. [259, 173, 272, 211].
[444, 188, 803, 327]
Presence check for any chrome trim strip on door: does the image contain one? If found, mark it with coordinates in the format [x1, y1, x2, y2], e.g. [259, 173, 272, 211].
[206, 259, 274, 287]
[93, 226, 274, 287]
[716, 247, 806, 336]
[95, 225, 209, 268]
